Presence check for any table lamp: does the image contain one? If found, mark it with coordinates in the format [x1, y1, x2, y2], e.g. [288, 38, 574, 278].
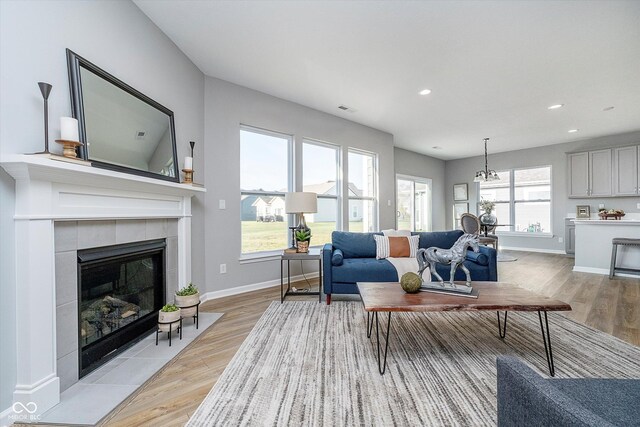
[285, 192, 318, 248]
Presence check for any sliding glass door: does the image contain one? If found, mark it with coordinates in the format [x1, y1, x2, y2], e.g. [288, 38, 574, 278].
[396, 175, 432, 231]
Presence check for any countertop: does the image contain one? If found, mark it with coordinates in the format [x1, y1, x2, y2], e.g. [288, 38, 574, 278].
[571, 219, 640, 225]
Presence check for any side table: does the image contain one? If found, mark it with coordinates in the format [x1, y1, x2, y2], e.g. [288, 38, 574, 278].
[280, 249, 322, 303]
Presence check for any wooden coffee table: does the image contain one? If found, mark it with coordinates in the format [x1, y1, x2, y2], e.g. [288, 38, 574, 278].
[357, 281, 572, 376]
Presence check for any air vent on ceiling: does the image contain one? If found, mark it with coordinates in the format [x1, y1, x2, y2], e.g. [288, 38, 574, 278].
[135, 131, 146, 140]
[338, 105, 357, 113]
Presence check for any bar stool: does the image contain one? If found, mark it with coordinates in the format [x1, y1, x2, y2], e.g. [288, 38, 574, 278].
[609, 238, 640, 279]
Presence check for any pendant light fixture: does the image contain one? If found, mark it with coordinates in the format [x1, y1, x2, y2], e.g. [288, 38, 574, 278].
[473, 138, 500, 182]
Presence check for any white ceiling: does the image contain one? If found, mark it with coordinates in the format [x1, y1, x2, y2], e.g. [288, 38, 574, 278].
[134, 0, 640, 160]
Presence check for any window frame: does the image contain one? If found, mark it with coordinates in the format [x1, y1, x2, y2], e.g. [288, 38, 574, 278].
[239, 125, 293, 257]
[347, 148, 379, 232]
[396, 173, 433, 232]
[477, 165, 553, 237]
[302, 138, 342, 245]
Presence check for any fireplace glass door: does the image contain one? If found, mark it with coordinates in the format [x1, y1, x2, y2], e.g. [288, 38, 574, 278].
[78, 239, 165, 376]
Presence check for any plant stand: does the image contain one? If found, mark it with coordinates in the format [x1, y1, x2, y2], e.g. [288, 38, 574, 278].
[180, 302, 201, 329]
[156, 318, 182, 346]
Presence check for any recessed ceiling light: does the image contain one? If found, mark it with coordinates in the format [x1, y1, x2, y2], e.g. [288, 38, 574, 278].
[419, 89, 432, 95]
[548, 104, 564, 110]
[568, 129, 579, 133]
[603, 106, 615, 111]
[432, 146, 442, 149]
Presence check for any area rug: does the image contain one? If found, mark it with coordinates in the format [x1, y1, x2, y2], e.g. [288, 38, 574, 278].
[187, 302, 640, 426]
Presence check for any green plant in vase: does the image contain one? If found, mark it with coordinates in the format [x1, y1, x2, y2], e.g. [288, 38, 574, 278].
[175, 283, 200, 317]
[295, 229, 311, 253]
[158, 303, 181, 332]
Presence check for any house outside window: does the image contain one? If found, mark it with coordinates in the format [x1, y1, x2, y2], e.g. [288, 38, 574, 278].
[479, 166, 551, 234]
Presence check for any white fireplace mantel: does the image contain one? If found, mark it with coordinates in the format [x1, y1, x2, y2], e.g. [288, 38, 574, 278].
[0, 154, 205, 416]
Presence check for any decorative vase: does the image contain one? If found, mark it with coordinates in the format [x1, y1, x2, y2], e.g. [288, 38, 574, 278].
[296, 240, 310, 253]
[480, 211, 497, 226]
[158, 308, 181, 332]
[175, 293, 200, 317]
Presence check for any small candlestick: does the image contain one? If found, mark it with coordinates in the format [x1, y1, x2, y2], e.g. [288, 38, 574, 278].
[60, 117, 79, 142]
[55, 139, 83, 158]
[184, 156, 193, 170]
[182, 169, 193, 184]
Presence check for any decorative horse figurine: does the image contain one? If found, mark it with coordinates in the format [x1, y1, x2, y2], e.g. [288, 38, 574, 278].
[417, 233, 480, 287]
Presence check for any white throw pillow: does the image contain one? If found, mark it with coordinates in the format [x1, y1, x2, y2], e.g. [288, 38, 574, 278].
[374, 235, 419, 259]
[382, 229, 412, 237]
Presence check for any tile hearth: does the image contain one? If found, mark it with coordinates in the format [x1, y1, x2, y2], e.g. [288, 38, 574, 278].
[39, 312, 222, 426]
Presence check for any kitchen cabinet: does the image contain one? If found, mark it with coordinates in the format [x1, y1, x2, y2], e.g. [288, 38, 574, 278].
[565, 219, 575, 256]
[568, 149, 611, 198]
[589, 149, 612, 197]
[613, 145, 639, 196]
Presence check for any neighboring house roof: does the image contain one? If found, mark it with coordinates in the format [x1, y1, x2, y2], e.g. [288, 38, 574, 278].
[251, 196, 285, 207]
[300, 180, 362, 197]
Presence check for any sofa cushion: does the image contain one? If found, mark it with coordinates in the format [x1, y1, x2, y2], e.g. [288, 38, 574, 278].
[466, 249, 489, 266]
[414, 230, 464, 250]
[332, 231, 381, 258]
[332, 258, 398, 283]
[331, 249, 344, 266]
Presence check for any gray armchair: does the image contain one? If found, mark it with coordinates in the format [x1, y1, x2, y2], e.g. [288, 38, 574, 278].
[497, 356, 640, 426]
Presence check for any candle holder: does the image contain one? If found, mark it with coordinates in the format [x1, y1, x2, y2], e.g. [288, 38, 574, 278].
[35, 82, 52, 154]
[55, 139, 83, 159]
[182, 169, 194, 184]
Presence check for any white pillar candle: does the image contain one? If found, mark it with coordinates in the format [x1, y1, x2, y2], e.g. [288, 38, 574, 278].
[60, 117, 79, 142]
[184, 156, 193, 170]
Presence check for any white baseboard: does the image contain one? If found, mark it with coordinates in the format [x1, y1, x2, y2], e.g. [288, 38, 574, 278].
[573, 266, 638, 279]
[500, 246, 566, 255]
[200, 272, 320, 302]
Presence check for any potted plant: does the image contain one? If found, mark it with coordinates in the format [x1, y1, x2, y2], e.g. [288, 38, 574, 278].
[175, 283, 200, 317]
[295, 229, 311, 253]
[158, 303, 181, 332]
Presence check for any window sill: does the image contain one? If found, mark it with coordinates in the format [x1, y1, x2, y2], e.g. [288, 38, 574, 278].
[495, 232, 554, 239]
[239, 251, 283, 264]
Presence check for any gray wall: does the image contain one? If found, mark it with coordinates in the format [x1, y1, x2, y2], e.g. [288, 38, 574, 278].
[0, 0, 204, 412]
[394, 148, 447, 231]
[203, 77, 395, 293]
[444, 130, 640, 252]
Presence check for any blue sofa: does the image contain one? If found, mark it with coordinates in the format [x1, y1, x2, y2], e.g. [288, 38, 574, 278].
[321, 230, 497, 304]
[497, 356, 640, 426]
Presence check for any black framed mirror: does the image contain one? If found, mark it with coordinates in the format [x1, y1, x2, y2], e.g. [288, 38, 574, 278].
[67, 49, 179, 182]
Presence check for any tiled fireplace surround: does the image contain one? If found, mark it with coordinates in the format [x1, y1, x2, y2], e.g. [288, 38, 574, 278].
[54, 219, 179, 392]
[0, 154, 204, 416]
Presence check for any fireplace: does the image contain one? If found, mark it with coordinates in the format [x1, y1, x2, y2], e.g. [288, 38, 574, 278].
[78, 239, 166, 377]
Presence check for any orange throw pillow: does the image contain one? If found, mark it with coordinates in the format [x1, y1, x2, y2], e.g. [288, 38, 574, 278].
[388, 236, 410, 257]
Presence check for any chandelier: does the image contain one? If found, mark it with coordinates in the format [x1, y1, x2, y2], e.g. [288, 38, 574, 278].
[473, 138, 500, 182]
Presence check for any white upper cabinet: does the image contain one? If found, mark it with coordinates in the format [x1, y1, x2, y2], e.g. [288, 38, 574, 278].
[589, 149, 612, 197]
[568, 152, 589, 198]
[568, 148, 612, 198]
[613, 145, 638, 196]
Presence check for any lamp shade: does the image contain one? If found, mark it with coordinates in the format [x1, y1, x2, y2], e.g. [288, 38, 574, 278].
[285, 192, 317, 214]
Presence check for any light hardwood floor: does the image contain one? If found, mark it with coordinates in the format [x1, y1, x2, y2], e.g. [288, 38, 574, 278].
[87, 252, 638, 426]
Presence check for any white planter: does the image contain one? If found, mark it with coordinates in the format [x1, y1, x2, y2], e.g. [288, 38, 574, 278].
[175, 292, 200, 317]
[158, 308, 181, 332]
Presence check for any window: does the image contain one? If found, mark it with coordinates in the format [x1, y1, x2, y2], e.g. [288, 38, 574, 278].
[240, 127, 292, 254]
[396, 175, 432, 231]
[479, 166, 551, 234]
[303, 140, 340, 247]
[348, 150, 378, 232]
